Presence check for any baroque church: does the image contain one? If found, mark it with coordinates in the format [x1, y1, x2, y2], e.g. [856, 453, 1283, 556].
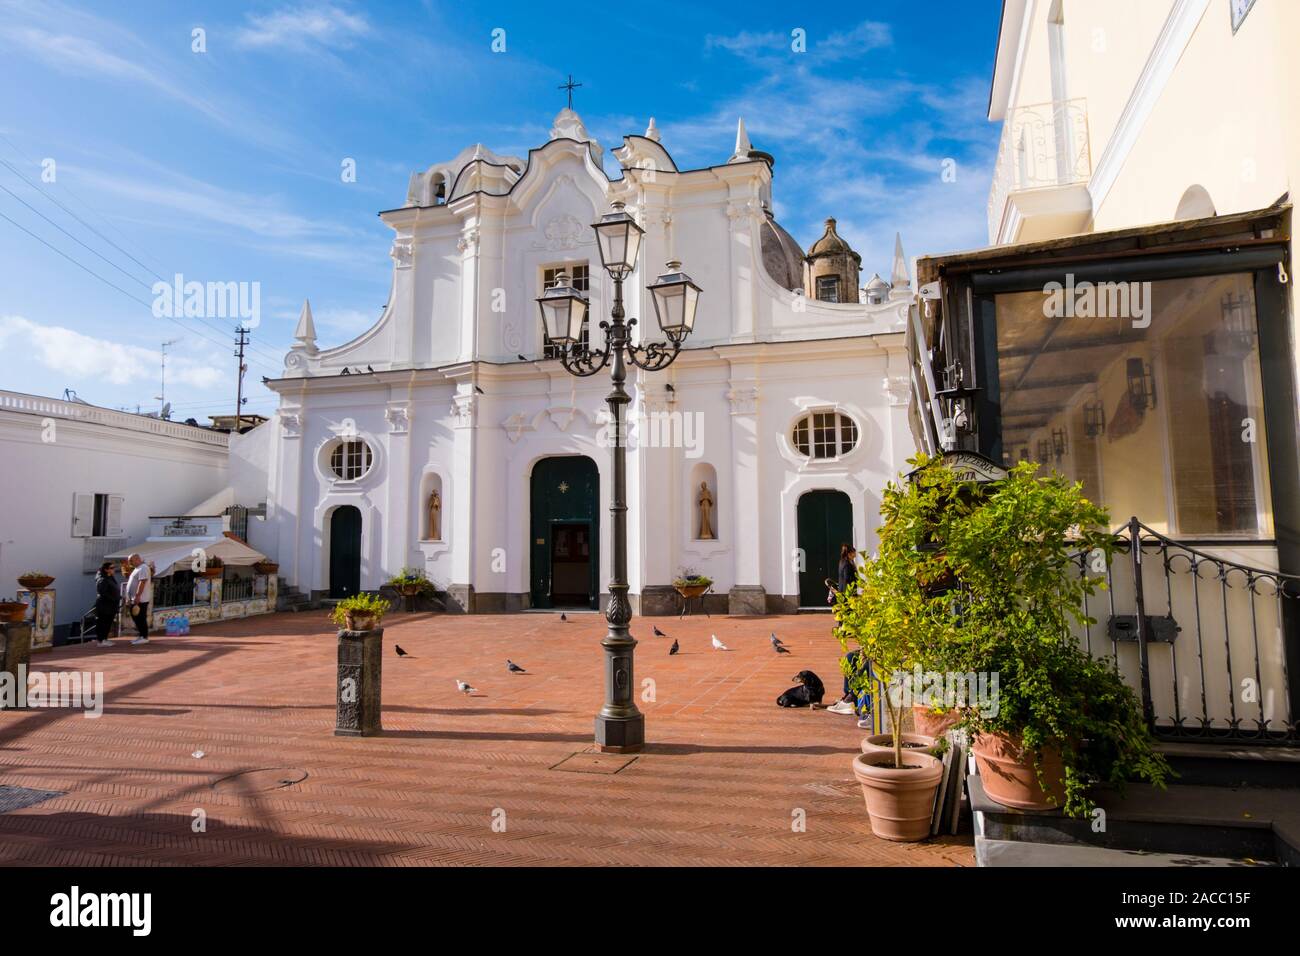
[265, 107, 916, 614]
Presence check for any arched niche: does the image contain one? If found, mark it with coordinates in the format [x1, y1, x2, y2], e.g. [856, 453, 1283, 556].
[420, 472, 444, 541]
[688, 461, 719, 541]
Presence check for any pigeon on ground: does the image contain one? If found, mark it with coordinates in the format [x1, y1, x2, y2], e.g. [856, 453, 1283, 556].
[669, 639, 679, 655]
[560, 612, 567, 622]
[506, 659, 527, 673]
[711, 635, 728, 651]
[456, 680, 476, 695]
[396, 644, 409, 657]
[367, 365, 375, 373]
[774, 643, 791, 654]
[770, 632, 785, 647]
[517, 354, 527, 362]
[653, 626, 667, 637]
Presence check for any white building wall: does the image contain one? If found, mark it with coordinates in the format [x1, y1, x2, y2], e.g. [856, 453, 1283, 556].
[0, 391, 229, 632]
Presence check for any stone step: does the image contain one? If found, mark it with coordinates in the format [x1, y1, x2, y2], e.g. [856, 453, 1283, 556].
[975, 836, 1271, 867]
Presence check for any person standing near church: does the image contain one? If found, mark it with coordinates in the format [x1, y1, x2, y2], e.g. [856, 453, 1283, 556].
[124, 553, 153, 646]
[93, 561, 120, 647]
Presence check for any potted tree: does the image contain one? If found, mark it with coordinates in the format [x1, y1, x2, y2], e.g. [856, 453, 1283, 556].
[331, 593, 390, 632]
[919, 455, 1169, 817]
[833, 465, 956, 841]
[17, 571, 55, 591]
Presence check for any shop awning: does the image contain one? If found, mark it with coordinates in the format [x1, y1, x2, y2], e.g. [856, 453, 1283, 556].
[104, 535, 267, 575]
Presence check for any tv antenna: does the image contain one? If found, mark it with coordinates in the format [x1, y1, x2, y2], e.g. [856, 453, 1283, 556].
[156, 338, 180, 415]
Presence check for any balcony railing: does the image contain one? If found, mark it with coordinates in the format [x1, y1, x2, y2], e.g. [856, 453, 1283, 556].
[987, 98, 1092, 243]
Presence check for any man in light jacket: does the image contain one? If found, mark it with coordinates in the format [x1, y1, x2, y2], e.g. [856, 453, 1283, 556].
[124, 554, 153, 646]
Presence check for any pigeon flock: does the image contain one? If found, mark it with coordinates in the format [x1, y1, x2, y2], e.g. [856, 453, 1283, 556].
[392, 614, 799, 699]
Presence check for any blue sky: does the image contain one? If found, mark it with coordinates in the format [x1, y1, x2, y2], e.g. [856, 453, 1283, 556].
[0, 0, 1001, 420]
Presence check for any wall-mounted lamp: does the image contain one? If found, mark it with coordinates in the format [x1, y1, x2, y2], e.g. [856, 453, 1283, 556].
[935, 360, 980, 438]
[1051, 428, 1067, 460]
[1126, 357, 1156, 412]
[1083, 401, 1106, 438]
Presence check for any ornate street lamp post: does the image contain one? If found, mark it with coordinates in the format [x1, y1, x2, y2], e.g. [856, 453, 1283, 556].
[537, 200, 701, 752]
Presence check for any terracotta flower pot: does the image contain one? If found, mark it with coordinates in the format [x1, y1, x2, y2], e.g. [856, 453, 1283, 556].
[971, 731, 1067, 811]
[860, 732, 941, 758]
[254, 562, 279, 576]
[913, 705, 962, 738]
[17, 574, 54, 591]
[674, 583, 710, 598]
[851, 750, 944, 842]
[345, 612, 377, 632]
[0, 601, 28, 624]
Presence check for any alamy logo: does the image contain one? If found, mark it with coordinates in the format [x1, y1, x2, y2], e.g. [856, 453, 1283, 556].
[597, 410, 704, 459]
[0, 666, 103, 717]
[50, 886, 151, 936]
[152, 273, 261, 328]
[1042, 273, 1151, 328]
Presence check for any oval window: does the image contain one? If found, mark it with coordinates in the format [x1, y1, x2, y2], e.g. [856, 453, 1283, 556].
[792, 411, 858, 459]
[330, 439, 373, 480]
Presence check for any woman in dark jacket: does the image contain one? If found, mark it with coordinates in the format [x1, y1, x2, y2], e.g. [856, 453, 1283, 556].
[828, 545, 871, 717]
[93, 561, 120, 646]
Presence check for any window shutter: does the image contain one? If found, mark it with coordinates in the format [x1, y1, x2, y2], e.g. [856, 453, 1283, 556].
[106, 495, 125, 537]
[72, 493, 94, 537]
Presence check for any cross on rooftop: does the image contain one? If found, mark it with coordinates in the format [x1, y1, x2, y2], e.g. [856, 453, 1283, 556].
[558, 74, 582, 110]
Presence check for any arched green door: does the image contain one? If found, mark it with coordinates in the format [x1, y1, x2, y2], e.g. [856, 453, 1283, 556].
[530, 456, 600, 609]
[797, 490, 853, 607]
[329, 505, 362, 598]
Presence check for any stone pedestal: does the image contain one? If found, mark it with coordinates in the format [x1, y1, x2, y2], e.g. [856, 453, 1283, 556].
[637, 585, 680, 616]
[0, 622, 33, 710]
[334, 627, 383, 736]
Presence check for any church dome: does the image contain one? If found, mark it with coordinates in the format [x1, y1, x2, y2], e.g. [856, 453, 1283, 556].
[808, 217, 861, 262]
[760, 212, 807, 292]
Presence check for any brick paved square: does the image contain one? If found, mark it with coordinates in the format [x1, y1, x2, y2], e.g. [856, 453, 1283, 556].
[0, 612, 973, 866]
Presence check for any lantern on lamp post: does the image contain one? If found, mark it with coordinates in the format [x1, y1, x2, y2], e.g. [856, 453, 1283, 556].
[536, 200, 702, 753]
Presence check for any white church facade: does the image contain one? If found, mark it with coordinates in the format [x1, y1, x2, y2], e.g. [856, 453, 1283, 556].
[264, 108, 916, 615]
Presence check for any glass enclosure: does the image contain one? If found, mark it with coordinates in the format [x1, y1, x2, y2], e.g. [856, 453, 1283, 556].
[994, 272, 1272, 538]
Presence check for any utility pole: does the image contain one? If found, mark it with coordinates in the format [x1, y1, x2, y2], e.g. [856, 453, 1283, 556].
[234, 326, 250, 433]
[156, 338, 180, 416]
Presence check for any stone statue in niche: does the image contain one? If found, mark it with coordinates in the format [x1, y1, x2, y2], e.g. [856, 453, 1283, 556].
[427, 489, 442, 540]
[697, 482, 715, 540]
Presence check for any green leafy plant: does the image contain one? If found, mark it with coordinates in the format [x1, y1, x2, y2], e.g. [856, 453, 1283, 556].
[835, 453, 1169, 815]
[387, 567, 437, 595]
[331, 592, 390, 629]
[673, 568, 712, 588]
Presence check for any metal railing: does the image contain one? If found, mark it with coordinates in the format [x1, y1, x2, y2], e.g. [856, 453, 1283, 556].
[0, 389, 229, 445]
[154, 573, 196, 609]
[987, 98, 1091, 243]
[222, 574, 254, 602]
[1071, 518, 1297, 744]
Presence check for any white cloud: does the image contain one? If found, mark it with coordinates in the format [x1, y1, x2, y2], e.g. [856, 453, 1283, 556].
[236, 4, 371, 52]
[0, 316, 225, 390]
[705, 20, 891, 62]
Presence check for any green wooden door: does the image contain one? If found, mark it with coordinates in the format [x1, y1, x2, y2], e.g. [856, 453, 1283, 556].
[797, 490, 853, 607]
[329, 505, 362, 598]
[530, 456, 600, 609]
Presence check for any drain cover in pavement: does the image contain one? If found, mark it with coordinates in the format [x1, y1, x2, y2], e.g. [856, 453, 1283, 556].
[550, 752, 638, 774]
[0, 785, 64, 813]
[211, 768, 308, 794]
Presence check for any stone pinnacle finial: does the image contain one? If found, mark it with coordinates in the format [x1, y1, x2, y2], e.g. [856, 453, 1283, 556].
[645, 117, 660, 142]
[731, 116, 751, 161]
[294, 298, 317, 350]
[891, 232, 911, 290]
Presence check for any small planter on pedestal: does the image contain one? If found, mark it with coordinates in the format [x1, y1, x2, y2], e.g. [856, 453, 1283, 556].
[332, 594, 390, 737]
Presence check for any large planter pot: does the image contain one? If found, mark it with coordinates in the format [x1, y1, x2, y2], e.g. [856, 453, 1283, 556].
[253, 562, 279, 576]
[344, 612, 378, 632]
[861, 732, 941, 759]
[674, 583, 710, 599]
[200, 565, 223, 579]
[971, 731, 1067, 811]
[17, 574, 54, 591]
[0, 602, 28, 624]
[851, 750, 944, 842]
[913, 705, 962, 739]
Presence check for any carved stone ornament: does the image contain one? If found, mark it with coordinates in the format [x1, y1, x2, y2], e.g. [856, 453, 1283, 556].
[389, 237, 413, 268]
[457, 228, 480, 253]
[385, 404, 410, 433]
[280, 411, 303, 437]
[726, 385, 760, 416]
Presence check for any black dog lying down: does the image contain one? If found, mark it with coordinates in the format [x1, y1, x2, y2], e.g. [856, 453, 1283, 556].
[776, 670, 825, 708]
